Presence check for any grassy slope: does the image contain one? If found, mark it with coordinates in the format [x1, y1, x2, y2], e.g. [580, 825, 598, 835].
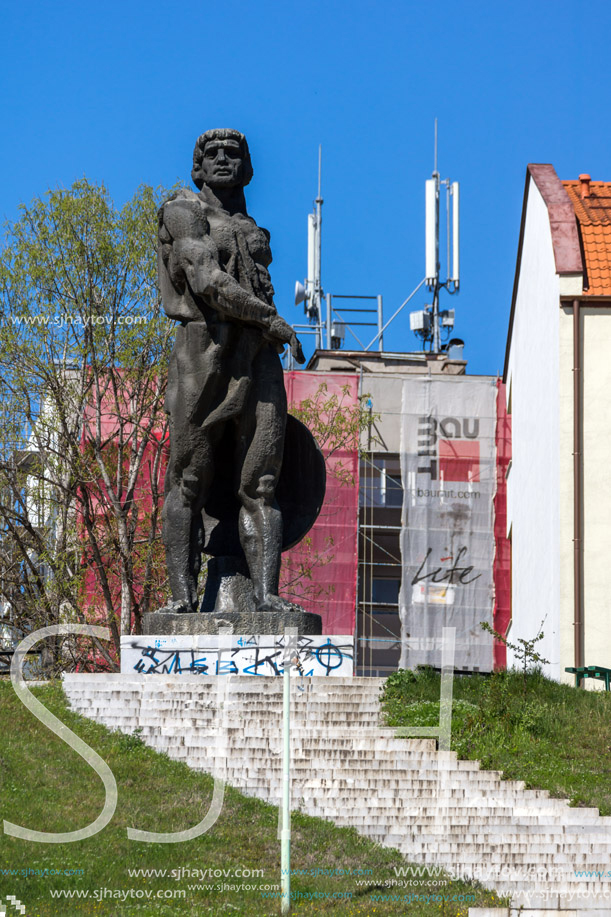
[0, 680, 504, 917]
[382, 667, 611, 815]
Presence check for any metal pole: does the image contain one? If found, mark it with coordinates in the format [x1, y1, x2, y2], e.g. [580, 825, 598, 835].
[446, 181, 451, 283]
[377, 295, 383, 351]
[314, 146, 323, 348]
[432, 119, 441, 354]
[326, 293, 332, 350]
[434, 117, 438, 174]
[281, 632, 292, 914]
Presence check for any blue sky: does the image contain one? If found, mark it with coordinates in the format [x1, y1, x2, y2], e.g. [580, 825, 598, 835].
[1, 0, 608, 375]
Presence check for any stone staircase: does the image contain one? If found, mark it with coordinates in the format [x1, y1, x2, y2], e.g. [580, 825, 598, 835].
[62, 674, 611, 914]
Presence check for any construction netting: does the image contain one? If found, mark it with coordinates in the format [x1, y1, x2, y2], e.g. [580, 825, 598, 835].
[398, 377, 497, 671]
[283, 371, 359, 635]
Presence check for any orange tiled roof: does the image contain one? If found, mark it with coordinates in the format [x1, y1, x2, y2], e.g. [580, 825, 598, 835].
[563, 180, 611, 296]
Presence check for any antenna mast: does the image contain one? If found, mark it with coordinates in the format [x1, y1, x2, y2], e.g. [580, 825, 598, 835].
[314, 145, 323, 338]
[294, 146, 324, 350]
[418, 119, 460, 353]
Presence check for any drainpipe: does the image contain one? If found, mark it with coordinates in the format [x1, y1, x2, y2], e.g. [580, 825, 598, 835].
[573, 299, 584, 684]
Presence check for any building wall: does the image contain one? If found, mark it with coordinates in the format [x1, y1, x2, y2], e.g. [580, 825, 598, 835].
[505, 178, 562, 679]
[557, 305, 611, 685]
[360, 373, 404, 454]
[581, 307, 611, 674]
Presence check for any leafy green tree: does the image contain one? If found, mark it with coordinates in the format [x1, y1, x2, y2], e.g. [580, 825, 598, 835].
[0, 179, 173, 668]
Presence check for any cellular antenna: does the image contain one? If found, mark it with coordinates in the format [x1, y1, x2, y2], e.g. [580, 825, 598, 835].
[294, 146, 324, 351]
[413, 119, 460, 353]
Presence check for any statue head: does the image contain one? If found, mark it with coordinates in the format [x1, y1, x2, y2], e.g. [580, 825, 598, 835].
[191, 129, 253, 191]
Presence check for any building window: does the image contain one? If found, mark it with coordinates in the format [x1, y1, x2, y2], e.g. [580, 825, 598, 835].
[371, 578, 400, 606]
[360, 455, 403, 508]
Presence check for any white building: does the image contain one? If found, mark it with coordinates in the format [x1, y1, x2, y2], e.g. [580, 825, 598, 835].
[504, 164, 611, 684]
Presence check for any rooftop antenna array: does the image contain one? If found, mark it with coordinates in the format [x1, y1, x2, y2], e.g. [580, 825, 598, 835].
[290, 124, 460, 364]
[410, 119, 461, 354]
[292, 149, 385, 364]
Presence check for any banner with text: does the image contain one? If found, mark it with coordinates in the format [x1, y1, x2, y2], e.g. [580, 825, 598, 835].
[399, 378, 496, 671]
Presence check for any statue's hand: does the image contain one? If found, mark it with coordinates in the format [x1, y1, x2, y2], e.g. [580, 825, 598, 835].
[289, 330, 305, 364]
[267, 316, 305, 364]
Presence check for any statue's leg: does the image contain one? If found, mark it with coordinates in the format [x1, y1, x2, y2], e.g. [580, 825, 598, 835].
[162, 421, 215, 612]
[237, 349, 291, 612]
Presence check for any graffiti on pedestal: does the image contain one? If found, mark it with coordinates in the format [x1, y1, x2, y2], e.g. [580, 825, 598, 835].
[120, 634, 354, 677]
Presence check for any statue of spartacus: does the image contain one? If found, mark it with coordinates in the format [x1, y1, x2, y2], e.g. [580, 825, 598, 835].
[157, 129, 323, 620]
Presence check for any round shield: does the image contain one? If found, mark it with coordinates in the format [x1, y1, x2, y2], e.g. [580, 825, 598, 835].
[201, 414, 326, 557]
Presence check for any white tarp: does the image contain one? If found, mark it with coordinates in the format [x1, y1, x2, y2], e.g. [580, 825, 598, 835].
[399, 378, 496, 671]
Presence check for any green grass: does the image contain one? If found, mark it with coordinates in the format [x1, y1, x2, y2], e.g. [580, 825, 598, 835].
[0, 680, 505, 916]
[382, 666, 611, 815]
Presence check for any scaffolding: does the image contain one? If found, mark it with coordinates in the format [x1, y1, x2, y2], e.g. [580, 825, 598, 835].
[356, 452, 404, 676]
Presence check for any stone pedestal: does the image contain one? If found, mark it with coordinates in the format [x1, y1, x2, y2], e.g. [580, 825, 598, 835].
[142, 610, 322, 637]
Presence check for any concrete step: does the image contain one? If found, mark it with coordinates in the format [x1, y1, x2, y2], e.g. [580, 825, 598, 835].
[62, 674, 611, 912]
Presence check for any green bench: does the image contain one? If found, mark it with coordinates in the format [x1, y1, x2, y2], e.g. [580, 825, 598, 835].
[565, 665, 611, 690]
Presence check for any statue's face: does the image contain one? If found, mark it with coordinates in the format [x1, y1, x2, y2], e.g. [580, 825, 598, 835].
[199, 138, 244, 189]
